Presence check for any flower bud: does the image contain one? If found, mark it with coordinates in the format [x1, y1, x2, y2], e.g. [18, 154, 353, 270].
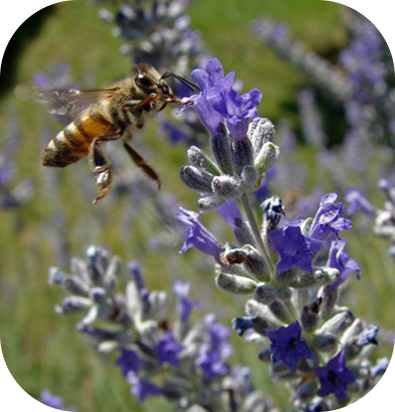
[276, 287, 292, 301]
[222, 248, 248, 265]
[301, 298, 322, 333]
[231, 136, 254, 174]
[312, 334, 338, 352]
[242, 245, 269, 281]
[187, 146, 221, 175]
[196, 194, 225, 210]
[103, 255, 121, 293]
[232, 316, 255, 336]
[319, 309, 355, 335]
[258, 348, 272, 363]
[269, 300, 292, 323]
[234, 219, 256, 247]
[248, 117, 275, 155]
[210, 133, 233, 174]
[48, 267, 65, 285]
[56, 296, 92, 314]
[252, 316, 277, 335]
[297, 380, 318, 403]
[212, 175, 244, 199]
[254, 142, 280, 174]
[180, 165, 214, 193]
[274, 268, 296, 286]
[241, 165, 259, 192]
[63, 276, 89, 296]
[215, 273, 257, 294]
[322, 285, 338, 315]
[254, 283, 276, 305]
[90, 287, 107, 304]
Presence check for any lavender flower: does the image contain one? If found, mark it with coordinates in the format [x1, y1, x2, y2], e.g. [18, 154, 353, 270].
[266, 322, 313, 372]
[50, 246, 271, 411]
[310, 194, 352, 242]
[270, 221, 323, 274]
[327, 239, 361, 288]
[40, 390, 76, 411]
[177, 58, 385, 411]
[191, 58, 262, 139]
[175, 207, 221, 258]
[344, 188, 375, 217]
[314, 351, 356, 400]
[116, 349, 141, 377]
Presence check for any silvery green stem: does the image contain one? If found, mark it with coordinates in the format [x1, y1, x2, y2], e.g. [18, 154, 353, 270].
[240, 193, 275, 276]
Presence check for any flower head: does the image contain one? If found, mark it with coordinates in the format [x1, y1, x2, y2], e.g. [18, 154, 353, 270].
[314, 350, 356, 400]
[327, 239, 361, 289]
[191, 58, 262, 139]
[310, 193, 352, 241]
[175, 207, 221, 258]
[156, 331, 184, 366]
[116, 349, 141, 377]
[266, 321, 313, 372]
[270, 221, 323, 274]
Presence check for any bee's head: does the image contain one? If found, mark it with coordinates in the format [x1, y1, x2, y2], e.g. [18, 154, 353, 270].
[133, 65, 174, 100]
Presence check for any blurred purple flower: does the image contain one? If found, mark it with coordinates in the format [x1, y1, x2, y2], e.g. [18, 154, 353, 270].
[128, 374, 162, 403]
[156, 331, 184, 366]
[173, 280, 201, 322]
[196, 314, 231, 379]
[159, 120, 188, 145]
[40, 390, 76, 411]
[327, 239, 361, 289]
[314, 350, 356, 400]
[266, 321, 313, 372]
[310, 193, 352, 242]
[190, 58, 262, 139]
[344, 188, 375, 217]
[116, 349, 141, 377]
[175, 207, 221, 258]
[270, 221, 323, 273]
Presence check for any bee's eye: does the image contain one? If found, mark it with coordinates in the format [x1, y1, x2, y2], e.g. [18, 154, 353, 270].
[136, 73, 155, 88]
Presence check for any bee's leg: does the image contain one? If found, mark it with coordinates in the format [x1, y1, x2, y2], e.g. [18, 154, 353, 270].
[123, 141, 161, 190]
[88, 133, 122, 204]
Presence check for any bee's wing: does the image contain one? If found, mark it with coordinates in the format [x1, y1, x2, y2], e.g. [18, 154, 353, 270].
[15, 86, 120, 116]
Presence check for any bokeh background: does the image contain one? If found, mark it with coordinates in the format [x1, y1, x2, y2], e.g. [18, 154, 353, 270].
[0, 0, 394, 411]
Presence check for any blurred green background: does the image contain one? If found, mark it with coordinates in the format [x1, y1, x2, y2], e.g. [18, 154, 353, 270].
[0, 0, 394, 411]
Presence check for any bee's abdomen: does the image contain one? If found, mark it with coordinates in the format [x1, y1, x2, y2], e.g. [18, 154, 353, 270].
[42, 110, 115, 168]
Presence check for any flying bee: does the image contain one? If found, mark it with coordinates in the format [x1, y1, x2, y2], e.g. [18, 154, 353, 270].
[16, 64, 200, 203]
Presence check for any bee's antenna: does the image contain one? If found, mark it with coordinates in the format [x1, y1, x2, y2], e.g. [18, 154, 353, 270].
[161, 72, 201, 93]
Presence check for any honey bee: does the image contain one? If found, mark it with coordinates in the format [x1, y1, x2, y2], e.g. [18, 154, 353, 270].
[17, 64, 199, 203]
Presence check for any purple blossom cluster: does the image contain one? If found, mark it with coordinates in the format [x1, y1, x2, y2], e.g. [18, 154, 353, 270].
[252, 11, 395, 220]
[49, 246, 275, 412]
[95, 0, 209, 146]
[176, 57, 387, 411]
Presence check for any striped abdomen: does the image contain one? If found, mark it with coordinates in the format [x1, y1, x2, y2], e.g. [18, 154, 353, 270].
[42, 108, 116, 168]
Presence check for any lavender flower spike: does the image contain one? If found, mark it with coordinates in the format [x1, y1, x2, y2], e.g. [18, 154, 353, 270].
[191, 58, 262, 139]
[173, 280, 201, 322]
[175, 207, 221, 258]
